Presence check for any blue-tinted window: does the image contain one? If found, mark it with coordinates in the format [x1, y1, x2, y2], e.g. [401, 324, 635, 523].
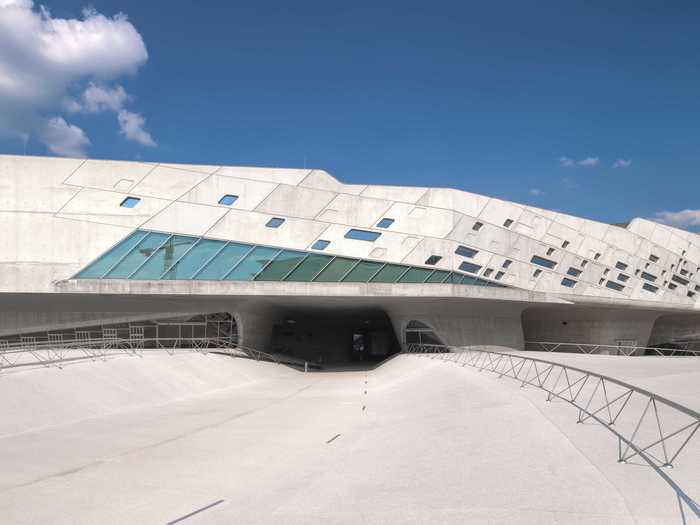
[643, 283, 658, 293]
[495, 271, 504, 280]
[225, 246, 281, 280]
[567, 267, 582, 277]
[561, 277, 577, 288]
[131, 235, 198, 280]
[104, 233, 170, 278]
[617, 273, 629, 282]
[606, 280, 624, 292]
[345, 229, 381, 242]
[425, 255, 442, 265]
[531, 255, 557, 269]
[615, 261, 628, 271]
[311, 239, 330, 250]
[218, 194, 238, 205]
[502, 259, 512, 268]
[120, 196, 140, 208]
[459, 261, 482, 274]
[75, 231, 148, 278]
[266, 217, 285, 228]
[376, 218, 395, 229]
[455, 245, 478, 258]
[195, 243, 252, 280]
[163, 239, 226, 279]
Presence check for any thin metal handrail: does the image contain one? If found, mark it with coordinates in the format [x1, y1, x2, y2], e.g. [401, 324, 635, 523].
[524, 340, 700, 356]
[404, 344, 700, 520]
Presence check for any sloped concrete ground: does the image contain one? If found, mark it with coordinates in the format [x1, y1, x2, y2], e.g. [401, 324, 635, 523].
[0, 353, 697, 524]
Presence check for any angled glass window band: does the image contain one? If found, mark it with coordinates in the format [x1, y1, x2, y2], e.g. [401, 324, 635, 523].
[225, 246, 281, 280]
[445, 272, 463, 284]
[285, 254, 333, 282]
[75, 230, 148, 278]
[399, 267, 433, 283]
[426, 270, 450, 283]
[265, 217, 285, 228]
[314, 257, 357, 282]
[131, 235, 198, 280]
[459, 261, 482, 274]
[345, 229, 381, 242]
[311, 239, 330, 250]
[376, 218, 395, 229]
[104, 232, 170, 278]
[218, 194, 238, 206]
[343, 261, 383, 282]
[120, 196, 141, 208]
[255, 250, 307, 281]
[425, 255, 442, 265]
[370, 264, 409, 283]
[195, 242, 252, 280]
[455, 245, 478, 258]
[163, 239, 226, 279]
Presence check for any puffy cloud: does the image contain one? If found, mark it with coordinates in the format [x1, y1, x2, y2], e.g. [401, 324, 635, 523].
[38, 116, 90, 157]
[559, 156, 575, 168]
[118, 110, 155, 147]
[578, 157, 599, 167]
[0, 1, 153, 155]
[654, 209, 700, 230]
[612, 159, 632, 169]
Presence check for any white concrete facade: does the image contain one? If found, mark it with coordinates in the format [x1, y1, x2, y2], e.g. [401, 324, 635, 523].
[1, 154, 699, 351]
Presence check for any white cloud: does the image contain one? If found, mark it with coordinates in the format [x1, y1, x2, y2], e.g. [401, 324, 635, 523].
[118, 109, 155, 147]
[37, 116, 90, 157]
[529, 188, 544, 196]
[559, 156, 575, 167]
[654, 209, 700, 230]
[612, 159, 632, 169]
[0, 1, 152, 155]
[578, 157, 599, 167]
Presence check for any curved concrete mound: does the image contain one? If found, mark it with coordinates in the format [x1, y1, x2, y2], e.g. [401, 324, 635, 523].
[1, 352, 698, 524]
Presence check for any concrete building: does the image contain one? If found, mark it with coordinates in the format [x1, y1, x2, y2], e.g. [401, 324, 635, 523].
[1, 154, 699, 364]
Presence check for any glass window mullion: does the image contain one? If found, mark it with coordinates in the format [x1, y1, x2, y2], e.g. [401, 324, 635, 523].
[310, 256, 337, 281]
[158, 237, 202, 279]
[394, 266, 412, 283]
[251, 249, 283, 280]
[100, 231, 150, 278]
[191, 242, 230, 279]
[221, 245, 257, 280]
[338, 259, 362, 282]
[367, 263, 386, 282]
[127, 235, 173, 279]
[423, 269, 436, 283]
[280, 253, 309, 281]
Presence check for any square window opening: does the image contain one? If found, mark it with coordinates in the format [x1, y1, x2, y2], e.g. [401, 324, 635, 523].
[266, 217, 285, 228]
[120, 196, 140, 208]
[425, 255, 442, 266]
[311, 239, 330, 251]
[218, 194, 238, 206]
[376, 218, 395, 229]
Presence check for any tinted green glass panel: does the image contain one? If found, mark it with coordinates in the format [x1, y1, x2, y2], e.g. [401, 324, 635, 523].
[370, 264, 409, 283]
[130, 235, 197, 280]
[104, 233, 170, 278]
[426, 270, 450, 283]
[195, 242, 251, 280]
[255, 250, 307, 281]
[314, 257, 357, 282]
[284, 254, 332, 282]
[445, 272, 463, 284]
[225, 246, 280, 281]
[399, 267, 433, 283]
[163, 239, 226, 279]
[76, 230, 148, 278]
[342, 261, 383, 282]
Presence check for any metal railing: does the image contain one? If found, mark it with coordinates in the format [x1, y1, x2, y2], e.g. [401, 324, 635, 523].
[404, 344, 700, 521]
[525, 340, 700, 357]
[0, 336, 283, 373]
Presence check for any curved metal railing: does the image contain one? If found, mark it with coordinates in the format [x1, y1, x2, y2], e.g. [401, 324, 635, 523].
[404, 344, 700, 520]
[524, 340, 700, 357]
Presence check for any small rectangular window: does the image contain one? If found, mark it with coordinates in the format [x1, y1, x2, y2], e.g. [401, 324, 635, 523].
[503, 218, 513, 228]
[376, 218, 395, 229]
[641, 271, 657, 282]
[618, 273, 629, 282]
[533, 269, 542, 277]
[606, 280, 624, 292]
[615, 261, 628, 271]
[561, 278, 577, 288]
[672, 274, 690, 286]
[562, 240, 570, 249]
[483, 268, 494, 277]
[688, 291, 696, 298]
[531, 255, 557, 269]
[567, 267, 582, 277]
[459, 261, 482, 274]
[472, 221, 483, 231]
[425, 255, 442, 266]
[649, 254, 659, 263]
[581, 260, 588, 267]
[546, 247, 555, 256]
[599, 277, 605, 285]
[680, 268, 688, 276]
[643, 283, 658, 293]
[311, 239, 330, 250]
[495, 271, 504, 280]
[695, 285, 700, 292]
[594, 253, 601, 260]
[455, 245, 478, 258]
[502, 259, 512, 268]
[669, 282, 677, 290]
[345, 229, 381, 242]
[266, 217, 285, 228]
[218, 194, 238, 206]
[120, 196, 140, 208]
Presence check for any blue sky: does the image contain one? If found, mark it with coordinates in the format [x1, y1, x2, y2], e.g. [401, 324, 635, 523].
[1, 1, 699, 230]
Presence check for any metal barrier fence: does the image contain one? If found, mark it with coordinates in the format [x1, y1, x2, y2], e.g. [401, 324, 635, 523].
[404, 344, 700, 521]
[0, 336, 282, 372]
[524, 340, 700, 357]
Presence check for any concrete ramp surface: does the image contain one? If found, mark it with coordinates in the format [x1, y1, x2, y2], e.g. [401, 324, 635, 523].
[0, 353, 698, 524]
